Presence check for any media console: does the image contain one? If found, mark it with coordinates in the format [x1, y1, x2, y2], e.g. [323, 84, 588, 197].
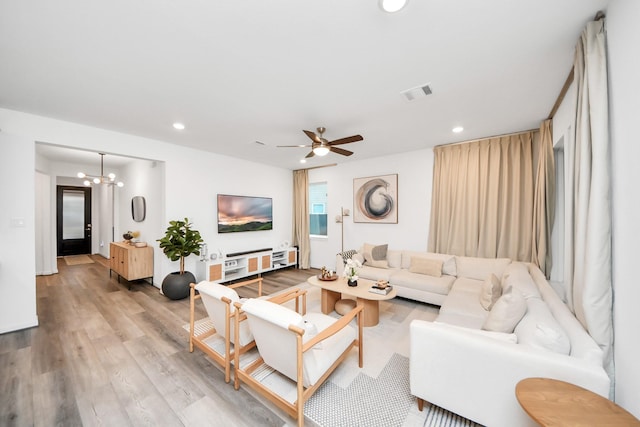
[196, 247, 297, 283]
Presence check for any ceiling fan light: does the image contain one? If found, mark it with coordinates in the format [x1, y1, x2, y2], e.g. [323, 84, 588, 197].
[93, 177, 101, 184]
[380, 0, 408, 13]
[313, 146, 330, 156]
[108, 172, 116, 180]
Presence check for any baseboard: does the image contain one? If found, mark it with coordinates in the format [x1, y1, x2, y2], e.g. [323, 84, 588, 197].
[0, 316, 39, 334]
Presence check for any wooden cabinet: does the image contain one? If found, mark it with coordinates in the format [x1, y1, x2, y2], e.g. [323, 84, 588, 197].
[110, 242, 153, 289]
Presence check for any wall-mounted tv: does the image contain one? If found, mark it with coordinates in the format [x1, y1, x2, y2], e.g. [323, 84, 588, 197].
[217, 194, 273, 233]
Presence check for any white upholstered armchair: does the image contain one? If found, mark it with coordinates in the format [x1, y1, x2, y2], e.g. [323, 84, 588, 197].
[234, 297, 363, 427]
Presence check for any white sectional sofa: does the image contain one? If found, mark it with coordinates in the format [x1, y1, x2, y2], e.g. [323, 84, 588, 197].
[335, 246, 611, 427]
[335, 246, 460, 306]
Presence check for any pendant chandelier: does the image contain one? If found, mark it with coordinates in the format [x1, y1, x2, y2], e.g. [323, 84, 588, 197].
[77, 153, 124, 187]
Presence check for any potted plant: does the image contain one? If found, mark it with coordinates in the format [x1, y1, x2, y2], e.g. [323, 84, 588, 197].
[157, 218, 204, 300]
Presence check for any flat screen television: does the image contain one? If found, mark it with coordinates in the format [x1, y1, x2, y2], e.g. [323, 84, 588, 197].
[217, 194, 273, 233]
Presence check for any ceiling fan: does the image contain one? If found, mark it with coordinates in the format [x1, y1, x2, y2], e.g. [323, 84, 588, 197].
[278, 127, 363, 158]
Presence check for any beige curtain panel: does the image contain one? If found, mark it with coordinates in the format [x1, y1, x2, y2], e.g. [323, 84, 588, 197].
[428, 132, 536, 262]
[292, 169, 310, 269]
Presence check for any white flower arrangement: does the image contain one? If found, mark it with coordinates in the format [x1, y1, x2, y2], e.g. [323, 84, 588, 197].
[343, 258, 362, 281]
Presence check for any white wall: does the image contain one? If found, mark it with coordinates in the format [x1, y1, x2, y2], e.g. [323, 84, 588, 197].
[0, 109, 293, 333]
[309, 148, 434, 270]
[0, 133, 38, 333]
[117, 158, 164, 279]
[606, 0, 640, 417]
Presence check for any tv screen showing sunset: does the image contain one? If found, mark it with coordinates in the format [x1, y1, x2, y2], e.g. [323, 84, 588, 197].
[217, 194, 273, 233]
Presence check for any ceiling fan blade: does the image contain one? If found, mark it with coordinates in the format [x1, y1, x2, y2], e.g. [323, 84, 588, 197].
[277, 144, 311, 148]
[305, 150, 316, 158]
[330, 146, 353, 156]
[328, 135, 363, 146]
[303, 130, 322, 144]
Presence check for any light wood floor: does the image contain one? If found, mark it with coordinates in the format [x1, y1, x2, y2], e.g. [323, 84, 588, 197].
[0, 255, 319, 426]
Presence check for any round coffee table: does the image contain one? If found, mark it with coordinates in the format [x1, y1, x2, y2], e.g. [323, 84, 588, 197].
[515, 378, 640, 426]
[307, 275, 396, 327]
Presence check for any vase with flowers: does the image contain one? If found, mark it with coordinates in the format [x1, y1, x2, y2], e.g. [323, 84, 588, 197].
[344, 258, 362, 287]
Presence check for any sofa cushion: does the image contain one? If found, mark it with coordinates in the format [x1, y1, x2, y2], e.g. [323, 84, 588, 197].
[435, 312, 487, 329]
[409, 257, 443, 277]
[438, 277, 487, 323]
[514, 297, 571, 355]
[358, 265, 396, 282]
[387, 250, 402, 268]
[455, 256, 511, 281]
[502, 263, 540, 299]
[479, 273, 502, 310]
[482, 287, 527, 333]
[501, 261, 529, 283]
[401, 251, 456, 276]
[391, 270, 455, 295]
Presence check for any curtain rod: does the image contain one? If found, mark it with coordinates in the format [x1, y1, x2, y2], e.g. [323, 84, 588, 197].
[294, 163, 337, 171]
[435, 128, 539, 148]
[548, 68, 575, 119]
[548, 11, 604, 119]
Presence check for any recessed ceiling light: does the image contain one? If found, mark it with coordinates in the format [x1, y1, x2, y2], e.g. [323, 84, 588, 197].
[173, 122, 185, 130]
[300, 159, 307, 164]
[452, 126, 464, 133]
[379, 0, 408, 13]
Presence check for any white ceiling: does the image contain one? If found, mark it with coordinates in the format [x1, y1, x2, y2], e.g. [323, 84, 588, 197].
[1, 0, 610, 170]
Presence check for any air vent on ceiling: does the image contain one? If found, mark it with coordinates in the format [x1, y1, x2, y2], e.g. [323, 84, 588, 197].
[401, 83, 432, 101]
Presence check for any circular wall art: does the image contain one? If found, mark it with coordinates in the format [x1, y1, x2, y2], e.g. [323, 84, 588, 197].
[353, 174, 398, 223]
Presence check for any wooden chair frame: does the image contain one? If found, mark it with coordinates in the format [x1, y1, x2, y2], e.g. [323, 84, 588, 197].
[234, 299, 364, 427]
[189, 277, 263, 383]
[189, 278, 307, 383]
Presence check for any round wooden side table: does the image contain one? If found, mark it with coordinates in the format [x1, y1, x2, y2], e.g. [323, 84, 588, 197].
[515, 377, 640, 426]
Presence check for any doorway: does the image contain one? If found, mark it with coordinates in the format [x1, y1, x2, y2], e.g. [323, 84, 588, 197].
[56, 186, 92, 256]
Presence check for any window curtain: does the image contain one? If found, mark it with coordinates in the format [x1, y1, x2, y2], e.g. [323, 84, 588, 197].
[428, 132, 535, 261]
[292, 169, 310, 269]
[531, 119, 555, 277]
[568, 17, 613, 380]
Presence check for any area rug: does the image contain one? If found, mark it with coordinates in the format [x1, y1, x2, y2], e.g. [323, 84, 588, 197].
[184, 283, 482, 427]
[63, 255, 95, 265]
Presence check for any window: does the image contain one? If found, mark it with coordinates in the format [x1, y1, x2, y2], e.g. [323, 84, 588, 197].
[309, 182, 327, 236]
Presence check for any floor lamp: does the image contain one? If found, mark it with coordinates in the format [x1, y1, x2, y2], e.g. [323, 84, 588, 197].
[335, 207, 350, 253]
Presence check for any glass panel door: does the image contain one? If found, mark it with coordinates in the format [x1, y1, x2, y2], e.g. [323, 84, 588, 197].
[57, 186, 92, 256]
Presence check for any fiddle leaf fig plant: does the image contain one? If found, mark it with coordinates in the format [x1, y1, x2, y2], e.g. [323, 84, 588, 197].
[157, 218, 204, 275]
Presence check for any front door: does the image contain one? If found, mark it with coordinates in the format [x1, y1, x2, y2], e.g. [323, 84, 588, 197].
[57, 186, 92, 256]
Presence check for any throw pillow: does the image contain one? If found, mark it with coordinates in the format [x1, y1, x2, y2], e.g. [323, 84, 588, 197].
[363, 243, 388, 261]
[514, 298, 571, 355]
[482, 287, 527, 333]
[303, 320, 322, 349]
[408, 257, 443, 277]
[479, 273, 502, 310]
[363, 252, 389, 269]
[352, 253, 365, 265]
[339, 249, 357, 265]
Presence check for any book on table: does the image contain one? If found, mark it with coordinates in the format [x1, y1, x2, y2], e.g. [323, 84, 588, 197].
[369, 285, 393, 295]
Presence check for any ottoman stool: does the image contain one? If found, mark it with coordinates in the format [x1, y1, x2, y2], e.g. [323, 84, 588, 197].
[334, 298, 357, 315]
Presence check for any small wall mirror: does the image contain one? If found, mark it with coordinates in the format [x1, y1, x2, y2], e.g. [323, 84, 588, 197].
[131, 196, 146, 222]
